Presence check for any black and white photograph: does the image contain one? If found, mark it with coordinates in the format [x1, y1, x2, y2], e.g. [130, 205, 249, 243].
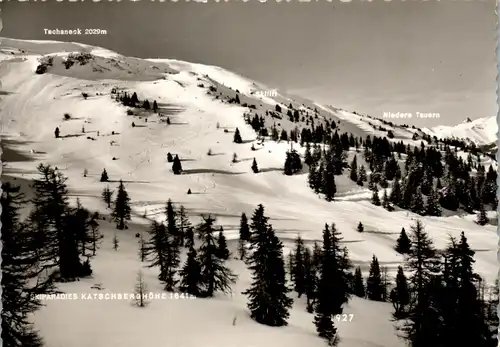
[0, 1, 498, 347]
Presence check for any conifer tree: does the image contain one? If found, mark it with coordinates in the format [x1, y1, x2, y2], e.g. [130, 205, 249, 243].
[371, 186, 381, 206]
[153, 100, 158, 113]
[178, 205, 191, 248]
[100, 168, 109, 182]
[167, 152, 173, 163]
[366, 255, 384, 301]
[251, 158, 259, 173]
[233, 128, 243, 143]
[425, 188, 442, 216]
[476, 203, 489, 226]
[133, 270, 149, 308]
[243, 205, 293, 326]
[292, 235, 306, 297]
[390, 179, 402, 206]
[390, 266, 409, 318]
[30, 164, 83, 279]
[165, 199, 182, 246]
[395, 227, 411, 254]
[239, 213, 251, 241]
[349, 155, 358, 182]
[410, 187, 425, 215]
[138, 234, 147, 262]
[382, 189, 392, 210]
[145, 221, 168, 281]
[313, 224, 339, 345]
[197, 215, 237, 297]
[353, 267, 365, 297]
[322, 157, 337, 202]
[113, 233, 119, 251]
[284, 150, 303, 175]
[357, 165, 367, 185]
[2, 182, 56, 347]
[216, 227, 230, 260]
[303, 246, 316, 313]
[179, 244, 202, 296]
[112, 180, 131, 230]
[357, 222, 364, 233]
[399, 219, 441, 346]
[101, 186, 113, 209]
[172, 155, 183, 175]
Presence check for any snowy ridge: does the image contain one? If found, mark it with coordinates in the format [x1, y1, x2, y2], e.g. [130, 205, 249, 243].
[422, 116, 498, 146]
[0, 38, 497, 347]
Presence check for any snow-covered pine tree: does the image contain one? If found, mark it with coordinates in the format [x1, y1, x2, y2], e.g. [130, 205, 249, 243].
[390, 266, 409, 319]
[357, 222, 364, 233]
[425, 188, 442, 216]
[233, 128, 243, 143]
[371, 186, 381, 206]
[395, 227, 411, 254]
[133, 270, 149, 308]
[216, 227, 230, 260]
[100, 168, 109, 182]
[197, 215, 237, 297]
[179, 244, 202, 297]
[476, 203, 489, 226]
[113, 233, 119, 251]
[313, 224, 339, 345]
[292, 235, 306, 297]
[349, 155, 358, 182]
[251, 158, 259, 173]
[353, 267, 365, 298]
[2, 182, 56, 347]
[112, 180, 131, 230]
[243, 204, 293, 326]
[366, 255, 384, 301]
[102, 185, 113, 208]
[172, 155, 183, 175]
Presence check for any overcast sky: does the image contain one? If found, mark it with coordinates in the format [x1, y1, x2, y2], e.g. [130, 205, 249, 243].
[0, 0, 497, 127]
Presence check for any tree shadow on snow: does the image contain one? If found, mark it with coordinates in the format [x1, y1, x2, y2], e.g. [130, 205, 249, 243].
[60, 134, 85, 139]
[259, 167, 284, 173]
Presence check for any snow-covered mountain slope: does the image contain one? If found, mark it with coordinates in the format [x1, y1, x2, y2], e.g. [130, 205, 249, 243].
[422, 116, 498, 146]
[0, 37, 497, 347]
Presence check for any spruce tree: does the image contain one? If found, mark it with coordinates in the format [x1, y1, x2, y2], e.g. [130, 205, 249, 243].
[145, 221, 168, 282]
[1, 183, 56, 347]
[179, 244, 202, 296]
[399, 219, 441, 347]
[292, 235, 306, 297]
[390, 266, 409, 318]
[322, 157, 337, 202]
[239, 213, 251, 241]
[410, 187, 425, 215]
[251, 158, 259, 173]
[138, 234, 147, 262]
[113, 233, 119, 251]
[133, 270, 149, 308]
[216, 227, 230, 260]
[172, 155, 183, 175]
[313, 224, 339, 345]
[425, 188, 442, 216]
[101, 186, 113, 209]
[303, 246, 317, 313]
[112, 180, 131, 230]
[349, 155, 358, 182]
[390, 179, 402, 206]
[233, 128, 243, 143]
[197, 215, 237, 297]
[100, 168, 109, 182]
[165, 199, 181, 246]
[357, 222, 364, 233]
[366, 255, 384, 301]
[177, 205, 191, 247]
[30, 164, 82, 279]
[476, 203, 489, 226]
[243, 204, 293, 326]
[371, 186, 381, 206]
[382, 189, 392, 210]
[353, 267, 365, 297]
[395, 227, 411, 254]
